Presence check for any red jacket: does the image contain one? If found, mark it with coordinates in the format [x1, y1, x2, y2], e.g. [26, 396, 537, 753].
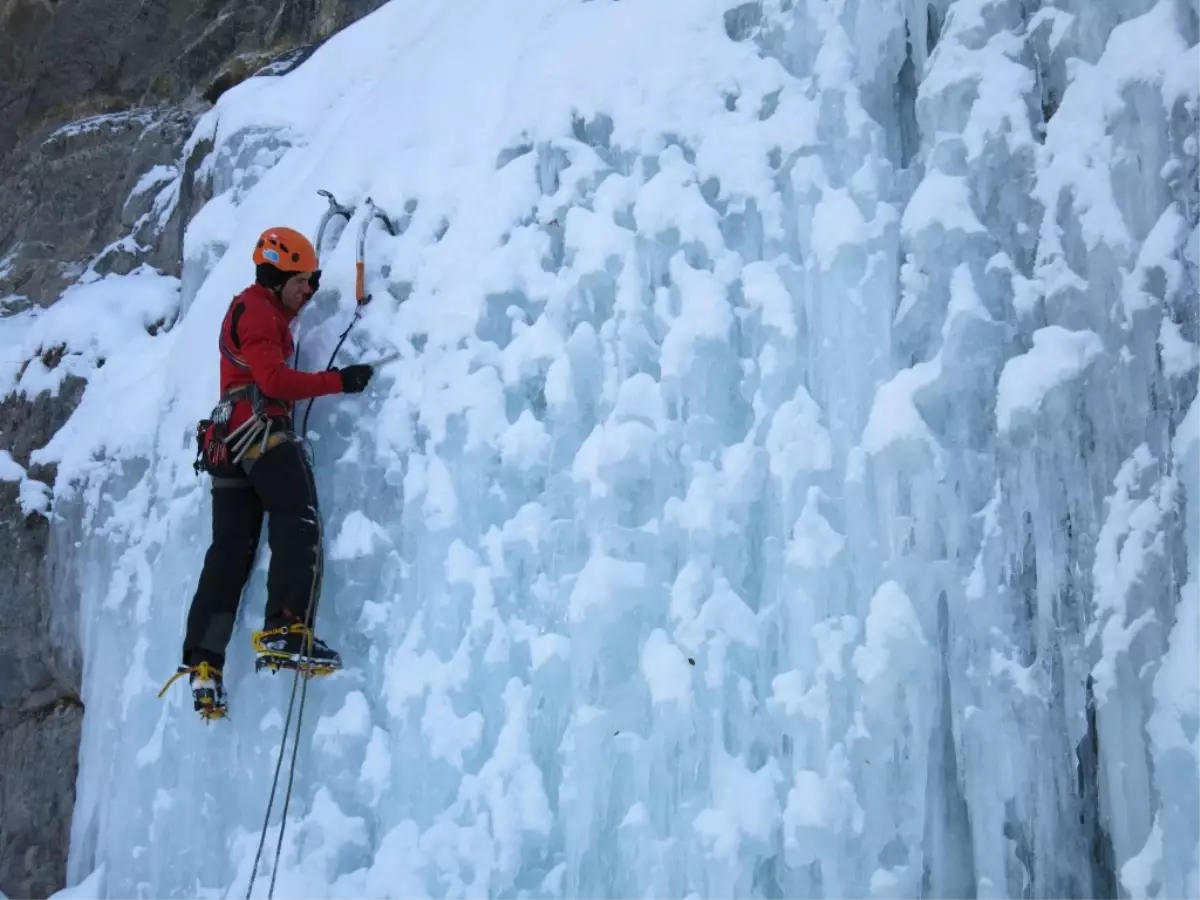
[219, 284, 342, 429]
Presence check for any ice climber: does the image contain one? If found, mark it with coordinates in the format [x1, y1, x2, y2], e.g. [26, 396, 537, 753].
[159, 226, 375, 720]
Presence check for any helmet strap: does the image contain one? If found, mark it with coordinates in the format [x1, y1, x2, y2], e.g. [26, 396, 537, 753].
[255, 263, 290, 296]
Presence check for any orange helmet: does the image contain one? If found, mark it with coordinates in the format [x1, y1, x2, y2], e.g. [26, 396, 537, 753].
[252, 227, 318, 272]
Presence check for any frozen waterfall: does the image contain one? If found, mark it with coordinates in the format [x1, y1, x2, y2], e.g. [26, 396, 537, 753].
[15, 0, 1198, 897]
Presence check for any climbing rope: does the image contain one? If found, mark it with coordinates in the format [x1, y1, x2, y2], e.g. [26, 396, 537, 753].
[244, 648, 307, 899]
[300, 307, 361, 443]
[244, 630, 318, 898]
[245, 389, 329, 899]
[268, 633, 317, 898]
[245, 515, 323, 899]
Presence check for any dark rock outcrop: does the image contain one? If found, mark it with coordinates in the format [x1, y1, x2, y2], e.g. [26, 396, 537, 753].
[0, 378, 86, 900]
[0, 1, 385, 896]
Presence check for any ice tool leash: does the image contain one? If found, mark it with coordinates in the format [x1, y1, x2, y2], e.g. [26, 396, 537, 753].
[300, 192, 398, 441]
[245, 189, 397, 900]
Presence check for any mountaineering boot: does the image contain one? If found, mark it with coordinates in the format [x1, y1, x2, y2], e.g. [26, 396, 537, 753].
[190, 662, 228, 721]
[252, 622, 342, 676]
[156, 661, 228, 722]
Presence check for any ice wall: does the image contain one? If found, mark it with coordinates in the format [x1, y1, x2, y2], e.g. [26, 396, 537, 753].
[24, 0, 1197, 897]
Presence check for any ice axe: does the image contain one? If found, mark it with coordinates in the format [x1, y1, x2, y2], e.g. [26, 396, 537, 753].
[300, 190, 400, 441]
[314, 189, 354, 261]
[354, 196, 399, 306]
[330, 195, 398, 363]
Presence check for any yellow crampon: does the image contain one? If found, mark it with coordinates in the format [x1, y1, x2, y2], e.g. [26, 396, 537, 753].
[251, 624, 339, 677]
[157, 661, 228, 721]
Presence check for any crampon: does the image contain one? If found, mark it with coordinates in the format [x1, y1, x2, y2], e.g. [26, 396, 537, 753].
[251, 623, 342, 677]
[157, 661, 228, 722]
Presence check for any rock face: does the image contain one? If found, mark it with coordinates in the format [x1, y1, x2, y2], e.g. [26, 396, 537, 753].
[0, 383, 85, 900]
[0, 1, 384, 896]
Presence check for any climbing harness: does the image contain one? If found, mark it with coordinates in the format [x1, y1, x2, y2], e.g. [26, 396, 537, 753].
[192, 381, 291, 477]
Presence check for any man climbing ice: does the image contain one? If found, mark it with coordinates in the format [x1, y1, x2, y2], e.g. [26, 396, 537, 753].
[159, 226, 375, 720]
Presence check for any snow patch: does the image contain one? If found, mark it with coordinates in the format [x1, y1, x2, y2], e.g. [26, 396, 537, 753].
[996, 326, 1103, 432]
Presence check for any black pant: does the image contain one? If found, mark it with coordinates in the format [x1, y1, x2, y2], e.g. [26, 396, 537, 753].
[183, 436, 324, 669]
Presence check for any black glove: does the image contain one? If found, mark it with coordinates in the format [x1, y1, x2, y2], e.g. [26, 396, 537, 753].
[338, 364, 374, 394]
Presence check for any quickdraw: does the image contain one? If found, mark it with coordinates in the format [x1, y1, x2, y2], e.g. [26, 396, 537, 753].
[192, 385, 279, 475]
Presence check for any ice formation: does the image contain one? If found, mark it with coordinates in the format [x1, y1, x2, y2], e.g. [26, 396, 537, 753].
[8, 0, 1196, 897]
